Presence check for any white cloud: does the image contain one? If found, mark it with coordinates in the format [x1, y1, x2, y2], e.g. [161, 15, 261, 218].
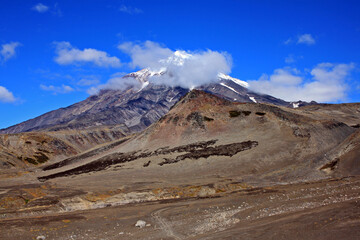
[87, 75, 140, 95]
[248, 63, 355, 102]
[86, 72, 132, 95]
[118, 41, 173, 69]
[110, 72, 128, 78]
[1, 42, 21, 62]
[88, 41, 232, 94]
[0, 86, 15, 103]
[297, 34, 316, 45]
[119, 5, 143, 14]
[40, 84, 74, 94]
[268, 68, 302, 85]
[32, 3, 49, 13]
[152, 50, 232, 89]
[54, 41, 121, 67]
[117, 41, 232, 89]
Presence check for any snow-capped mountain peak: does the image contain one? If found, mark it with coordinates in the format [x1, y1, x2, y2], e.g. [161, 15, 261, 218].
[123, 68, 165, 83]
[125, 68, 250, 91]
[160, 50, 192, 66]
[217, 73, 249, 88]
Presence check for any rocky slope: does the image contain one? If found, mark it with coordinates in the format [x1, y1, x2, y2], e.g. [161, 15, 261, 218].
[0, 83, 188, 134]
[299, 103, 360, 126]
[36, 90, 355, 187]
[0, 127, 126, 170]
[320, 129, 360, 176]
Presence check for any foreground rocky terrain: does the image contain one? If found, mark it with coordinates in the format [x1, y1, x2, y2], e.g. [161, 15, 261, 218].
[1, 176, 359, 240]
[0, 90, 359, 239]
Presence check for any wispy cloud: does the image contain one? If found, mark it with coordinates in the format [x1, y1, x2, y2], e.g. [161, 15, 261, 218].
[0, 42, 21, 63]
[284, 38, 292, 45]
[284, 54, 303, 64]
[32, 3, 49, 13]
[248, 63, 355, 102]
[0, 86, 15, 103]
[119, 5, 143, 14]
[284, 34, 316, 45]
[297, 34, 316, 45]
[54, 41, 121, 67]
[77, 77, 100, 86]
[32, 3, 62, 16]
[285, 54, 295, 64]
[87, 75, 140, 95]
[40, 84, 74, 94]
[52, 3, 62, 17]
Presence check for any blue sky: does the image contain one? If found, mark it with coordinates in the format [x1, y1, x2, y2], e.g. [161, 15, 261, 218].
[0, 0, 359, 129]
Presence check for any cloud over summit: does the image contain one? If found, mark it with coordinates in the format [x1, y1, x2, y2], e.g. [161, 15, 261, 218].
[118, 41, 173, 69]
[117, 40, 232, 89]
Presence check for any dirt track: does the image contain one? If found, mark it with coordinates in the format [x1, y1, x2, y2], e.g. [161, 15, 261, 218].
[1, 176, 359, 240]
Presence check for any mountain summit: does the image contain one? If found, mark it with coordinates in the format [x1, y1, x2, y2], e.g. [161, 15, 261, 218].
[0, 69, 310, 134]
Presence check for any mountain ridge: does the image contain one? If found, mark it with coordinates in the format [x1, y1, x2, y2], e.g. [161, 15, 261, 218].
[0, 69, 314, 134]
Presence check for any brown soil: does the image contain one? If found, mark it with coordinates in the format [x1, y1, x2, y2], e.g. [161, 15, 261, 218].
[0, 177, 359, 240]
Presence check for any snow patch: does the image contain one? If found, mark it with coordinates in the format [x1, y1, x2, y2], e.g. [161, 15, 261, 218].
[160, 50, 192, 66]
[128, 68, 165, 84]
[292, 102, 300, 108]
[218, 73, 249, 88]
[249, 96, 257, 103]
[137, 81, 149, 92]
[220, 83, 240, 95]
[125, 67, 249, 92]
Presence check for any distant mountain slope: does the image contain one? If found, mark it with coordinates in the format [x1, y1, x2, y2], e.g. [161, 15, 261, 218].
[0, 69, 311, 134]
[0, 127, 126, 169]
[0, 83, 188, 134]
[38, 90, 354, 185]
